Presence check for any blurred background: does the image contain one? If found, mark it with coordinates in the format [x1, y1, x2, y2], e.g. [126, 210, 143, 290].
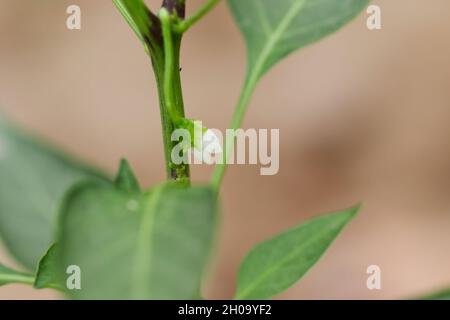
[1, 0, 450, 299]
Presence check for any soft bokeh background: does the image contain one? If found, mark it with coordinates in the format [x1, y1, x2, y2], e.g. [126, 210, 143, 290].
[1, 0, 450, 299]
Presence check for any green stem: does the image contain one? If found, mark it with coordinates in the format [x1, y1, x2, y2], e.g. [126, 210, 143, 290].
[153, 9, 190, 181]
[173, 0, 221, 33]
[112, 1, 189, 181]
[161, 9, 182, 123]
[152, 60, 174, 180]
[0, 274, 35, 286]
[211, 69, 259, 190]
[172, 35, 186, 119]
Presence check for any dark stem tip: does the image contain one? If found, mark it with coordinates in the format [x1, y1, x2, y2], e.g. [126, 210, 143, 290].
[162, 0, 186, 19]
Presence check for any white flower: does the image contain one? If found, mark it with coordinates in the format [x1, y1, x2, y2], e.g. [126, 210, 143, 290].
[193, 128, 222, 164]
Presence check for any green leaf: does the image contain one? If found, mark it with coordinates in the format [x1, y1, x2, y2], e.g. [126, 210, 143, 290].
[34, 244, 64, 290]
[227, 0, 370, 81]
[56, 182, 218, 299]
[211, 0, 370, 189]
[0, 263, 34, 287]
[114, 159, 140, 192]
[419, 288, 450, 300]
[235, 205, 360, 300]
[0, 118, 108, 270]
[113, 0, 161, 51]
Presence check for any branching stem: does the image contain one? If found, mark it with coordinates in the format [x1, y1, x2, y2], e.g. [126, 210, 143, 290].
[173, 0, 221, 33]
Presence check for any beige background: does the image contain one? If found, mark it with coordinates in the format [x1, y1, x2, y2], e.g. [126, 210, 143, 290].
[1, 0, 450, 299]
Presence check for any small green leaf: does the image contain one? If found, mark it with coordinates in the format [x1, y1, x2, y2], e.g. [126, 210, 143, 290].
[114, 159, 140, 192]
[113, 0, 162, 51]
[34, 244, 64, 290]
[235, 205, 360, 300]
[57, 182, 218, 299]
[227, 0, 370, 81]
[0, 117, 108, 270]
[0, 263, 34, 287]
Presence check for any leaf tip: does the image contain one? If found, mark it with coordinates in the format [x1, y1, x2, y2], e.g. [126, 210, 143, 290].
[348, 202, 363, 218]
[114, 159, 141, 192]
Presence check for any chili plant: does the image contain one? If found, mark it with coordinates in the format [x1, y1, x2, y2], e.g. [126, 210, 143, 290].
[1, 0, 446, 300]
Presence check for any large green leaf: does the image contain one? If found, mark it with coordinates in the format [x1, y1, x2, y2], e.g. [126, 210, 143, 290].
[0, 263, 34, 287]
[33, 162, 141, 291]
[227, 0, 370, 81]
[0, 118, 108, 270]
[56, 182, 218, 299]
[235, 206, 359, 300]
